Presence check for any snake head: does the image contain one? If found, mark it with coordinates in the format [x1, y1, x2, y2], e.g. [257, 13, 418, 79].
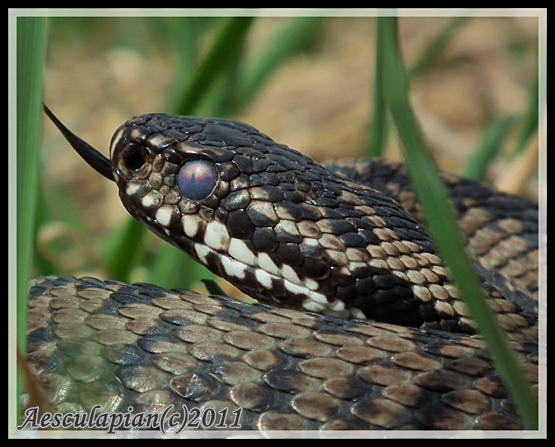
[48, 107, 511, 333]
[105, 113, 360, 315]
[43, 108, 353, 315]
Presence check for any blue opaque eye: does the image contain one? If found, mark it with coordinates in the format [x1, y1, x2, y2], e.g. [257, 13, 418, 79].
[177, 160, 218, 200]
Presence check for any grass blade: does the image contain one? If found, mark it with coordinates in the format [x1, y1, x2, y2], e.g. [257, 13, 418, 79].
[512, 72, 538, 156]
[461, 115, 517, 180]
[408, 16, 470, 79]
[163, 17, 210, 104]
[170, 16, 255, 116]
[366, 18, 388, 158]
[15, 14, 48, 429]
[378, 16, 538, 430]
[104, 217, 148, 281]
[147, 242, 216, 291]
[17, 16, 47, 351]
[235, 17, 325, 111]
[201, 279, 228, 297]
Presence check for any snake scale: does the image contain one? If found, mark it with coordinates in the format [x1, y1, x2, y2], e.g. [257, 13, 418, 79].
[25, 108, 539, 432]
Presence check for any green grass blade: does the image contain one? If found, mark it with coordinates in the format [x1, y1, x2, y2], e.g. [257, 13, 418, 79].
[366, 18, 388, 158]
[147, 243, 216, 290]
[32, 186, 63, 276]
[201, 279, 228, 297]
[235, 17, 325, 111]
[408, 16, 471, 79]
[104, 217, 148, 281]
[513, 72, 538, 156]
[378, 16, 538, 430]
[170, 16, 255, 116]
[16, 14, 48, 428]
[163, 17, 213, 108]
[17, 16, 47, 354]
[461, 115, 517, 180]
[367, 16, 470, 158]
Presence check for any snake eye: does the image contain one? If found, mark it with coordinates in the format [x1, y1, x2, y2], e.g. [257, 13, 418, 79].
[121, 145, 148, 171]
[177, 160, 218, 200]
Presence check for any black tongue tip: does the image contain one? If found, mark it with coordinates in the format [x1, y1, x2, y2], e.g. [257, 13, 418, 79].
[43, 104, 114, 181]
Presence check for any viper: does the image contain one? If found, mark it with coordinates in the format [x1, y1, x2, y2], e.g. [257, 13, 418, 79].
[25, 107, 539, 431]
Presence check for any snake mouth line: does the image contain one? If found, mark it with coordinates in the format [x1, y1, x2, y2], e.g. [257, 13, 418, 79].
[43, 105, 114, 181]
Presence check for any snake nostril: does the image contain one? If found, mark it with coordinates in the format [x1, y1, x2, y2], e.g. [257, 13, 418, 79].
[121, 145, 147, 171]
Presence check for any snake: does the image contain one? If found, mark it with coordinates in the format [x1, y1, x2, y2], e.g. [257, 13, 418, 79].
[24, 107, 539, 432]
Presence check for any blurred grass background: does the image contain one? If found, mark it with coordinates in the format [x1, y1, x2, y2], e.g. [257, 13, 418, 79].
[38, 15, 539, 295]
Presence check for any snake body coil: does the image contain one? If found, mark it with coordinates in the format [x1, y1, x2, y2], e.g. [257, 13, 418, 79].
[26, 109, 539, 431]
